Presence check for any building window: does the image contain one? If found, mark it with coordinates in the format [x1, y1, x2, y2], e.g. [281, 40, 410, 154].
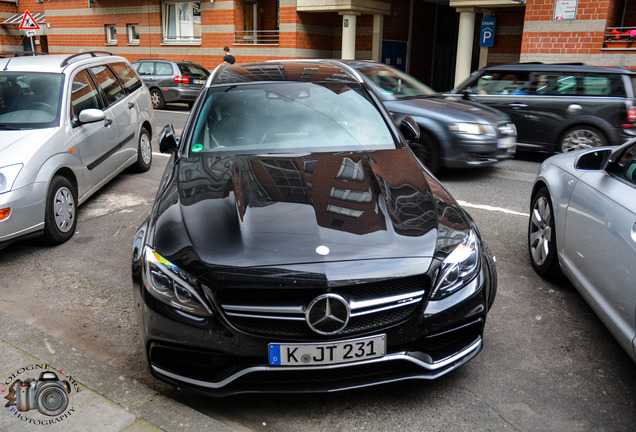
[162, 1, 201, 44]
[336, 158, 365, 182]
[128, 24, 139, 45]
[327, 204, 363, 218]
[105, 24, 117, 44]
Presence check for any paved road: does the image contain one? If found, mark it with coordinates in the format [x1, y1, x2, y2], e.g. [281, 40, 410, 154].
[1, 109, 634, 431]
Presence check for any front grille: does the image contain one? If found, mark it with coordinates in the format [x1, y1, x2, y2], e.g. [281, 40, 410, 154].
[217, 276, 427, 338]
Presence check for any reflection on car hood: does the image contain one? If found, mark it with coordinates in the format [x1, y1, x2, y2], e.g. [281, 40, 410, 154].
[385, 96, 508, 123]
[0, 128, 56, 165]
[149, 149, 471, 270]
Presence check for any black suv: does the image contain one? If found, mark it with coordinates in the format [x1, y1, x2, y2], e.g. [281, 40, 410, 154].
[451, 63, 636, 152]
[131, 59, 209, 109]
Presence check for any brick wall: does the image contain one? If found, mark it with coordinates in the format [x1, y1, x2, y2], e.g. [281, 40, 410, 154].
[520, 0, 636, 67]
[486, 8, 525, 65]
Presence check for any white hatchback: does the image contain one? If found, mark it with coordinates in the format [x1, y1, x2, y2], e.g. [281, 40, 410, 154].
[0, 52, 154, 248]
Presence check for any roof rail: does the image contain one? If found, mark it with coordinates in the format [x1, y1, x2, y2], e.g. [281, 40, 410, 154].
[134, 58, 171, 61]
[60, 51, 113, 67]
[0, 51, 48, 58]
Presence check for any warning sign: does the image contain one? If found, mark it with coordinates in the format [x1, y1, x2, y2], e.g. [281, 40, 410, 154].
[19, 10, 40, 30]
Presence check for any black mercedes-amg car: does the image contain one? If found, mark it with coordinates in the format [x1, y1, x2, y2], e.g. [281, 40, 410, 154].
[131, 59, 497, 396]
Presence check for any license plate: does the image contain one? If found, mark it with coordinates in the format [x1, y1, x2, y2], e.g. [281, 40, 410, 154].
[269, 335, 386, 366]
[193, 79, 206, 85]
[498, 136, 515, 148]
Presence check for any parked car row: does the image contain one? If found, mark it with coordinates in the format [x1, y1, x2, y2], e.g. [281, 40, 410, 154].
[1, 52, 634, 399]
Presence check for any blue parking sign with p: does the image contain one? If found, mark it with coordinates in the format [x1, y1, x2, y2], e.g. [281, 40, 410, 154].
[480, 18, 496, 47]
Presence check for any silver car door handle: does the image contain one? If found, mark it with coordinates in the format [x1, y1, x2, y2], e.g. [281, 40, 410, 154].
[128, 102, 135, 109]
[508, 103, 528, 108]
[104, 118, 113, 127]
[632, 222, 636, 242]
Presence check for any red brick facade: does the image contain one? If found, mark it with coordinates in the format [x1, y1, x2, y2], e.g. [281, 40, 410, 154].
[1, 1, 636, 85]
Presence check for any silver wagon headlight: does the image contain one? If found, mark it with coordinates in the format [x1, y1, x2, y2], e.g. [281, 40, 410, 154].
[0, 164, 23, 194]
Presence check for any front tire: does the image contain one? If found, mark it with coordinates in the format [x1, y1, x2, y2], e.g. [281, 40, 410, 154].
[560, 126, 606, 152]
[132, 127, 152, 173]
[42, 176, 77, 245]
[411, 134, 441, 175]
[528, 187, 561, 279]
[150, 88, 165, 110]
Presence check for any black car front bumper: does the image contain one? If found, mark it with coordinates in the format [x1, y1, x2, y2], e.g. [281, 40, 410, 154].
[133, 266, 490, 396]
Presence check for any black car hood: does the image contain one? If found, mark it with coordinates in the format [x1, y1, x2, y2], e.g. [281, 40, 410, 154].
[149, 149, 470, 272]
[384, 96, 508, 123]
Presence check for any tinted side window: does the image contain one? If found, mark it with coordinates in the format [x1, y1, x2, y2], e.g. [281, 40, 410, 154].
[582, 74, 624, 96]
[71, 70, 103, 116]
[178, 63, 209, 76]
[90, 65, 125, 106]
[111, 62, 142, 93]
[136, 62, 154, 75]
[609, 144, 636, 185]
[471, 71, 531, 95]
[155, 62, 173, 75]
[534, 73, 573, 95]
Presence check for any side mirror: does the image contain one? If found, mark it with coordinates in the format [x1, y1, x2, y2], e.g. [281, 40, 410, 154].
[399, 115, 420, 142]
[74, 108, 106, 126]
[158, 124, 179, 154]
[575, 148, 612, 171]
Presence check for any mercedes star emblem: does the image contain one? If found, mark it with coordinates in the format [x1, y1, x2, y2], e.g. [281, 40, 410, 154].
[305, 293, 350, 335]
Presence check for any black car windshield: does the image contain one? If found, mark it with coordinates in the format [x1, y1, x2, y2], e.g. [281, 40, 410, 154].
[358, 65, 437, 100]
[0, 72, 64, 129]
[189, 82, 396, 155]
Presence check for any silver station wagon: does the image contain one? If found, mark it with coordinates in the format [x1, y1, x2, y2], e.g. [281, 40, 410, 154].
[0, 52, 154, 248]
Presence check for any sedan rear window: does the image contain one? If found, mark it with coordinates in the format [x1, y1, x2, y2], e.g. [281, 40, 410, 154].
[190, 82, 396, 155]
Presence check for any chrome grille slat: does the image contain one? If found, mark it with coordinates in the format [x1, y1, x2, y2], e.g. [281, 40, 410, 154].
[217, 276, 427, 337]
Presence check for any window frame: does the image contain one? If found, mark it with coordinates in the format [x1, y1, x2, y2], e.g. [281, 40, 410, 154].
[127, 24, 140, 45]
[161, 1, 201, 45]
[105, 24, 117, 45]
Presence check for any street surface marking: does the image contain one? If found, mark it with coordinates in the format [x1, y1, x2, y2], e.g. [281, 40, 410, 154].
[457, 200, 529, 217]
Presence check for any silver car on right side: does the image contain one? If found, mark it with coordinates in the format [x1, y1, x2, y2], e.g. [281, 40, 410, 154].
[528, 139, 636, 363]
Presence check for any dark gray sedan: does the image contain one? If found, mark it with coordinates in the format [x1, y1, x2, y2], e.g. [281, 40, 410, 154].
[345, 61, 516, 174]
[528, 139, 636, 363]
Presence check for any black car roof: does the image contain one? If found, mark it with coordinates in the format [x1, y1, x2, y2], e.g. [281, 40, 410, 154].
[477, 62, 636, 75]
[210, 60, 362, 85]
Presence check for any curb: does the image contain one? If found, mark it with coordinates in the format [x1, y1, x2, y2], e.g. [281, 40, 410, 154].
[0, 311, 234, 432]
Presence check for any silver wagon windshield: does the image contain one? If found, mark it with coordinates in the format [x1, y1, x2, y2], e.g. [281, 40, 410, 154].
[189, 82, 396, 155]
[0, 72, 64, 129]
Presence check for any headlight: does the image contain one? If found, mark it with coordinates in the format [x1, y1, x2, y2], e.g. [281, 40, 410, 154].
[448, 123, 495, 136]
[142, 246, 213, 317]
[0, 164, 23, 194]
[430, 230, 480, 300]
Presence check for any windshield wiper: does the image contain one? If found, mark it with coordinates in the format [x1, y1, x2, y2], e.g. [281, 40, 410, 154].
[0, 124, 22, 130]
